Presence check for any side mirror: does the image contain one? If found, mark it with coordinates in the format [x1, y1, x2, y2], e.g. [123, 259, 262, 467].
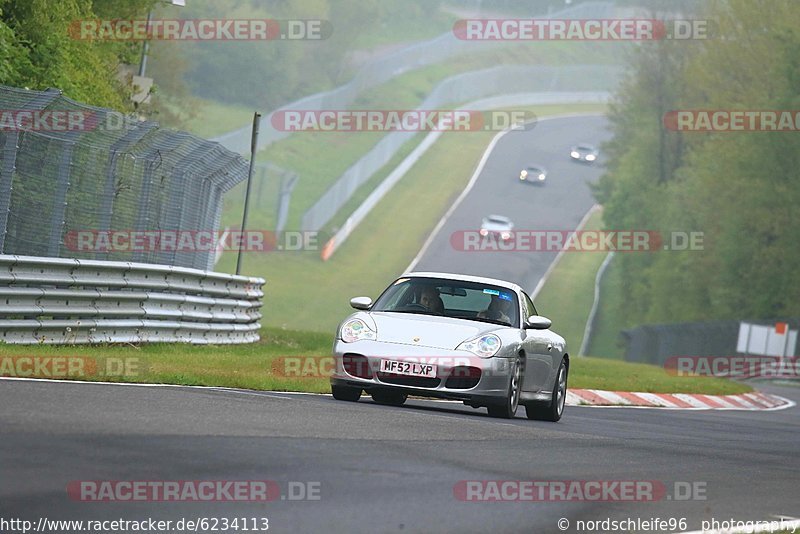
[350, 297, 373, 310]
[525, 315, 552, 329]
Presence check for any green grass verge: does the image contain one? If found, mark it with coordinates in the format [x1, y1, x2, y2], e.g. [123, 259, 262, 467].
[533, 208, 605, 355]
[585, 252, 629, 359]
[569, 357, 751, 395]
[0, 327, 750, 395]
[179, 99, 257, 139]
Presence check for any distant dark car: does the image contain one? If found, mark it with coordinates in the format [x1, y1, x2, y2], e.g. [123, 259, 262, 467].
[570, 144, 599, 163]
[519, 165, 547, 184]
[479, 215, 514, 241]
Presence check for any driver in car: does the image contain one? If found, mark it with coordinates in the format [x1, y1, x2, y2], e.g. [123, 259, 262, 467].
[478, 294, 512, 323]
[419, 286, 444, 313]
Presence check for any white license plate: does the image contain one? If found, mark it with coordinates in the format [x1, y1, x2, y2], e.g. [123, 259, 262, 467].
[379, 359, 437, 378]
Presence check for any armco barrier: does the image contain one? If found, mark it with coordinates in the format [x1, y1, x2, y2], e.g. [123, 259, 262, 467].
[621, 318, 800, 366]
[0, 255, 264, 344]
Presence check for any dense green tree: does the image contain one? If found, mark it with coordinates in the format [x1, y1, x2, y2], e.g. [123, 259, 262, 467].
[0, 0, 157, 109]
[597, 0, 800, 327]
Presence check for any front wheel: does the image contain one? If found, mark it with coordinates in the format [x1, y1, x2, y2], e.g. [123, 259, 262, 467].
[332, 384, 361, 402]
[487, 359, 522, 419]
[525, 359, 567, 422]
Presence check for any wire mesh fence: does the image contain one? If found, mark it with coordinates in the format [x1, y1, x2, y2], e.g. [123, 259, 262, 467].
[0, 85, 250, 271]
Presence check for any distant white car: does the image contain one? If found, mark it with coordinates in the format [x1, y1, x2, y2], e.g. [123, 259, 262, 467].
[480, 215, 514, 241]
[570, 144, 599, 163]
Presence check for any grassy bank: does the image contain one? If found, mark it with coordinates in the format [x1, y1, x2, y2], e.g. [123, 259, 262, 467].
[0, 327, 750, 395]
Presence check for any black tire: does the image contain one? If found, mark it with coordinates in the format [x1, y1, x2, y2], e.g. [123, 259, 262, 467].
[331, 384, 361, 402]
[371, 389, 408, 406]
[487, 359, 522, 419]
[525, 359, 567, 422]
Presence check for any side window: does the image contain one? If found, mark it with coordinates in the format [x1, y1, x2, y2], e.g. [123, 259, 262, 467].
[522, 292, 538, 318]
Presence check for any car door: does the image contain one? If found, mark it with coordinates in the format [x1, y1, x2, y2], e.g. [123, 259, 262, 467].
[519, 291, 554, 393]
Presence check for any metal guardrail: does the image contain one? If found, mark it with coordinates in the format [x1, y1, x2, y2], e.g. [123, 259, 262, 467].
[0, 255, 265, 344]
[621, 318, 800, 366]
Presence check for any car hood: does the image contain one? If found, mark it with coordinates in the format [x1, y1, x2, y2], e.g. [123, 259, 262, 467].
[369, 312, 494, 350]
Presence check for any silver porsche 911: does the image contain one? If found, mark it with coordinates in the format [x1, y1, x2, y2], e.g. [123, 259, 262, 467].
[330, 272, 569, 421]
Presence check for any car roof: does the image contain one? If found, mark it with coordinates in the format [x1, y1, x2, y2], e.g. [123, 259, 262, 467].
[400, 271, 524, 294]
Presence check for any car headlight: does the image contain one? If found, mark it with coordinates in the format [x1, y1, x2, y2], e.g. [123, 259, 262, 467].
[585, 154, 596, 161]
[340, 318, 376, 343]
[500, 231, 511, 240]
[570, 151, 580, 158]
[457, 334, 502, 358]
[520, 170, 528, 180]
[479, 228, 488, 236]
[538, 173, 546, 180]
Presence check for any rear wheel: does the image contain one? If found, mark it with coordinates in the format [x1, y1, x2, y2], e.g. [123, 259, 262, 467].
[487, 359, 522, 419]
[371, 389, 407, 406]
[331, 384, 361, 402]
[525, 359, 567, 422]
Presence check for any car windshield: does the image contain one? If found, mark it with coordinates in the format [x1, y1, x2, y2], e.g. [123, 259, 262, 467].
[372, 277, 519, 327]
[487, 216, 509, 224]
[577, 145, 594, 151]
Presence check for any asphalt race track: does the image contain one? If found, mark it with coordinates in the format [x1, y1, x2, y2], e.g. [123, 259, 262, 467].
[412, 114, 611, 292]
[2, 115, 798, 534]
[1, 379, 798, 533]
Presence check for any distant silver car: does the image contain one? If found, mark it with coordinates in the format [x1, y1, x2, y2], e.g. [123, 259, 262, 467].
[330, 272, 569, 421]
[520, 165, 547, 184]
[479, 215, 514, 241]
[570, 143, 599, 163]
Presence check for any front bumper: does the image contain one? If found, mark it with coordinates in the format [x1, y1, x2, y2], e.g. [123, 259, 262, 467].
[331, 339, 512, 403]
[571, 153, 596, 163]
